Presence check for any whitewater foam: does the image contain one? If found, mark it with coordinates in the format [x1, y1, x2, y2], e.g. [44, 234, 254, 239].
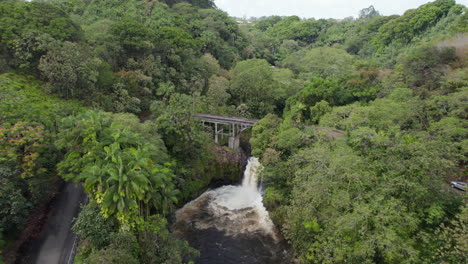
[174, 157, 277, 237]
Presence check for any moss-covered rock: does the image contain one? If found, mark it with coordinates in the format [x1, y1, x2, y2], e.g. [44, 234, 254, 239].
[177, 144, 248, 204]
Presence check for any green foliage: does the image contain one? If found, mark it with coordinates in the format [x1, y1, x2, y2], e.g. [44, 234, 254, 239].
[0, 166, 32, 235]
[259, 85, 466, 263]
[319, 91, 420, 132]
[250, 114, 282, 157]
[344, 70, 381, 102]
[254, 16, 282, 32]
[108, 83, 142, 114]
[0, 234, 4, 264]
[282, 131, 462, 263]
[0, 0, 248, 115]
[347, 126, 385, 153]
[0, 1, 79, 70]
[429, 117, 467, 141]
[285, 77, 354, 123]
[111, 18, 156, 55]
[136, 215, 199, 263]
[0, 120, 65, 238]
[79, 0, 146, 24]
[79, 215, 198, 264]
[0, 1, 79, 44]
[152, 93, 210, 160]
[39, 41, 102, 100]
[87, 247, 139, 264]
[450, 5, 468, 32]
[276, 127, 306, 155]
[229, 59, 281, 117]
[0, 72, 82, 255]
[297, 77, 347, 106]
[433, 204, 468, 263]
[206, 75, 230, 111]
[0, 73, 82, 128]
[247, 7, 467, 261]
[272, 68, 303, 105]
[86, 232, 140, 264]
[0, 121, 47, 178]
[344, 16, 397, 56]
[149, 91, 230, 202]
[56, 110, 177, 221]
[265, 16, 326, 44]
[395, 44, 458, 96]
[1, 1, 467, 263]
[72, 202, 117, 249]
[309, 100, 332, 124]
[161, 0, 215, 9]
[281, 47, 355, 79]
[371, 0, 456, 51]
[314, 18, 355, 47]
[11, 31, 56, 71]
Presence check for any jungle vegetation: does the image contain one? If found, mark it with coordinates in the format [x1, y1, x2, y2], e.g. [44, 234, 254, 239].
[0, 0, 466, 263]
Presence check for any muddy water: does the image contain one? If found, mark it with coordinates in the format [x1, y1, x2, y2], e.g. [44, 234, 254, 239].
[173, 158, 289, 264]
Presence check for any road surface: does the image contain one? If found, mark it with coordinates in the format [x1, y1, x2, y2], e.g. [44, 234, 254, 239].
[19, 183, 85, 264]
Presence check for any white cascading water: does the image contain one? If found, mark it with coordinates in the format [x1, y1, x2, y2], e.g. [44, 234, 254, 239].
[174, 157, 277, 237]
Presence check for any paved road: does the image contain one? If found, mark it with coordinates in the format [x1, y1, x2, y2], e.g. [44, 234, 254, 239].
[22, 183, 85, 264]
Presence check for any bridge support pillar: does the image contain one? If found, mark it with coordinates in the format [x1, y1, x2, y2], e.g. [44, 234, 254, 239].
[228, 135, 240, 150]
[193, 114, 259, 151]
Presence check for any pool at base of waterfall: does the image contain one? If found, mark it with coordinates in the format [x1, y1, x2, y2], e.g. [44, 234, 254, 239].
[173, 157, 289, 264]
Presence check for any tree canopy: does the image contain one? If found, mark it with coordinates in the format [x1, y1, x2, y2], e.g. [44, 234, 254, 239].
[0, 0, 467, 263]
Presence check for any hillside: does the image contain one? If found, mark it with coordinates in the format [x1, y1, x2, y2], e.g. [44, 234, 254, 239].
[0, 0, 467, 263]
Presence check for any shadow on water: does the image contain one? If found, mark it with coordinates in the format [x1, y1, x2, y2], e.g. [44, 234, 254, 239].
[184, 227, 289, 264]
[16, 183, 85, 264]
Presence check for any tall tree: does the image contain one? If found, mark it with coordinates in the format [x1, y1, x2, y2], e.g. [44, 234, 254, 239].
[56, 111, 177, 222]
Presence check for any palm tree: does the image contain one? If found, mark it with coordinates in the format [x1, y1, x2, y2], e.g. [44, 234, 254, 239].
[57, 110, 179, 221]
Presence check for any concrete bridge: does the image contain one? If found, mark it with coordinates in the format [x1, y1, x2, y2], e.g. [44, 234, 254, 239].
[193, 114, 259, 150]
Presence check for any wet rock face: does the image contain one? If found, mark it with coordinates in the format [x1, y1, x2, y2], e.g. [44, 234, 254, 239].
[202, 145, 249, 191]
[174, 158, 289, 264]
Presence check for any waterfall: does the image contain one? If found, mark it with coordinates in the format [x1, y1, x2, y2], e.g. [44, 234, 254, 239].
[173, 157, 287, 263]
[174, 157, 276, 236]
[241, 157, 262, 189]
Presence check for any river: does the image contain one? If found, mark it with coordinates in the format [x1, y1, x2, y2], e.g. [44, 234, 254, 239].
[173, 157, 289, 264]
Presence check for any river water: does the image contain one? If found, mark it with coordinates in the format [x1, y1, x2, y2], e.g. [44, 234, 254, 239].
[173, 157, 289, 264]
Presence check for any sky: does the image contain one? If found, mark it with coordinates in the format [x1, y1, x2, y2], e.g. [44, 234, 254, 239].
[214, 0, 468, 19]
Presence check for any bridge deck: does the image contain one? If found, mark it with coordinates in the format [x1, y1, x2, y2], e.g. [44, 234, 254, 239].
[193, 114, 259, 126]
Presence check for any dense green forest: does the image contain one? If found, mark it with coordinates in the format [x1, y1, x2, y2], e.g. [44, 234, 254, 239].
[0, 0, 466, 263]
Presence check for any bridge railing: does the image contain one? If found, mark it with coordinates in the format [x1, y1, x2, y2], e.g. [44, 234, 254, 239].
[193, 114, 259, 149]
